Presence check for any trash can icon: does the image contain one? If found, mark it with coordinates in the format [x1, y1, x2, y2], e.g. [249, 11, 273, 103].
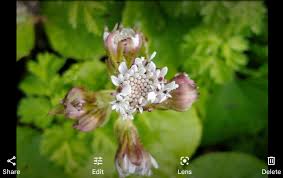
[267, 156, 275, 166]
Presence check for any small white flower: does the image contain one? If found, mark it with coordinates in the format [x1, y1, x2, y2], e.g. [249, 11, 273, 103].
[110, 52, 179, 120]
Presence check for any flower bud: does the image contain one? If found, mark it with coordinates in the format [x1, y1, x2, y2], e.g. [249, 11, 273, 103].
[50, 87, 112, 132]
[103, 24, 144, 71]
[114, 119, 158, 178]
[156, 73, 198, 111]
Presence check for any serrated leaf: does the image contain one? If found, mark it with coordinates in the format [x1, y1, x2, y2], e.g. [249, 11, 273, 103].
[62, 59, 109, 91]
[17, 127, 68, 178]
[209, 60, 233, 84]
[27, 53, 66, 82]
[190, 152, 267, 178]
[19, 53, 67, 101]
[200, 2, 266, 36]
[17, 97, 53, 129]
[228, 36, 249, 52]
[40, 122, 94, 174]
[41, 1, 119, 60]
[19, 75, 48, 96]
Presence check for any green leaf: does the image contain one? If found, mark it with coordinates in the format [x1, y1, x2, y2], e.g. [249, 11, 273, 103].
[19, 75, 49, 96]
[62, 59, 110, 91]
[135, 108, 202, 177]
[202, 78, 268, 145]
[40, 122, 94, 174]
[182, 26, 251, 85]
[68, 2, 106, 35]
[200, 2, 266, 36]
[27, 53, 66, 82]
[225, 128, 268, 160]
[17, 127, 68, 178]
[68, 2, 79, 29]
[17, 97, 53, 129]
[228, 36, 249, 52]
[83, 6, 100, 35]
[19, 53, 67, 99]
[160, 1, 202, 19]
[190, 152, 267, 178]
[41, 1, 120, 60]
[209, 60, 233, 84]
[122, 1, 196, 78]
[17, 18, 34, 60]
[70, 128, 117, 178]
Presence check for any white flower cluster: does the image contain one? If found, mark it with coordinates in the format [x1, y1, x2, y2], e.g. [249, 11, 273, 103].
[111, 52, 179, 120]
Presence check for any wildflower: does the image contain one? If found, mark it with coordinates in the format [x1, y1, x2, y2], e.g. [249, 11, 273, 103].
[51, 87, 111, 132]
[110, 52, 179, 120]
[103, 24, 144, 72]
[156, 73, 198, 111]
[50, 23, 198, 178]
[115, 119, 158, 178]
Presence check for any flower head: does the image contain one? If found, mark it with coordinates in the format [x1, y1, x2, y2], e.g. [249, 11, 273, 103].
[51, 87, 111, 132]
[115, 120, 158, 178]
[156, 73, 198, 111]
[110, 52, 179, 119]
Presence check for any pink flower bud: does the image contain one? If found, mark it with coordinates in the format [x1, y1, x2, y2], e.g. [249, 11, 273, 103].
[115, 120, 158, 178]
[103, 24, 143, 66]
[157, 73, 198, 111]
[51, 87, 111, 132]
[62, 87, 88, 119]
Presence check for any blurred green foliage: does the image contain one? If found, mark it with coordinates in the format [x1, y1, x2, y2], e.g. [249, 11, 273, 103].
[17, 1, 268, 178]
[17, 16, 34, 60]
[190, 152, 267, 178]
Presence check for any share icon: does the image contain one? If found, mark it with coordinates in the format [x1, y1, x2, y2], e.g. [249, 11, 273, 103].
[7, 156, 16, 166]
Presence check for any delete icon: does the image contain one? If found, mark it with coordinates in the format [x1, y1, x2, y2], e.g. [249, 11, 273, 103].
[267, 156, 275, 166]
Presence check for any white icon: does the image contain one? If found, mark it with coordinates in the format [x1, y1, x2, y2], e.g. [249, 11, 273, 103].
[180, 156, 190, 166]
[7, 156, 16, 166]
[93, 157, 103, 165]
[267, 156, 275, 166]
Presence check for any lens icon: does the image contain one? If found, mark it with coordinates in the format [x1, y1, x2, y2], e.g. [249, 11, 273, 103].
[180, 156, 190, 166]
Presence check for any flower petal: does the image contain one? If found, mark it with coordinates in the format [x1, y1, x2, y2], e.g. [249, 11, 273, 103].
[147, 62, 156, 72]
[149, 51, 157, 60]
[131, 34, 140, 48]
[103, 31, 109, 41]
[165, 81, 179, 91]
[131, 64, 138, 72]
[116, 94, 123, 101]
[118, 62, 128, 74]
[147, 92, 156, 103]
[160, 67, 168, 77]
[135, 58, 143, 65]
[111, 76, 120, 86]
[138, 106, 143, 113]
[150, 155, 159, 169]
[121, 84, 131, 96]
